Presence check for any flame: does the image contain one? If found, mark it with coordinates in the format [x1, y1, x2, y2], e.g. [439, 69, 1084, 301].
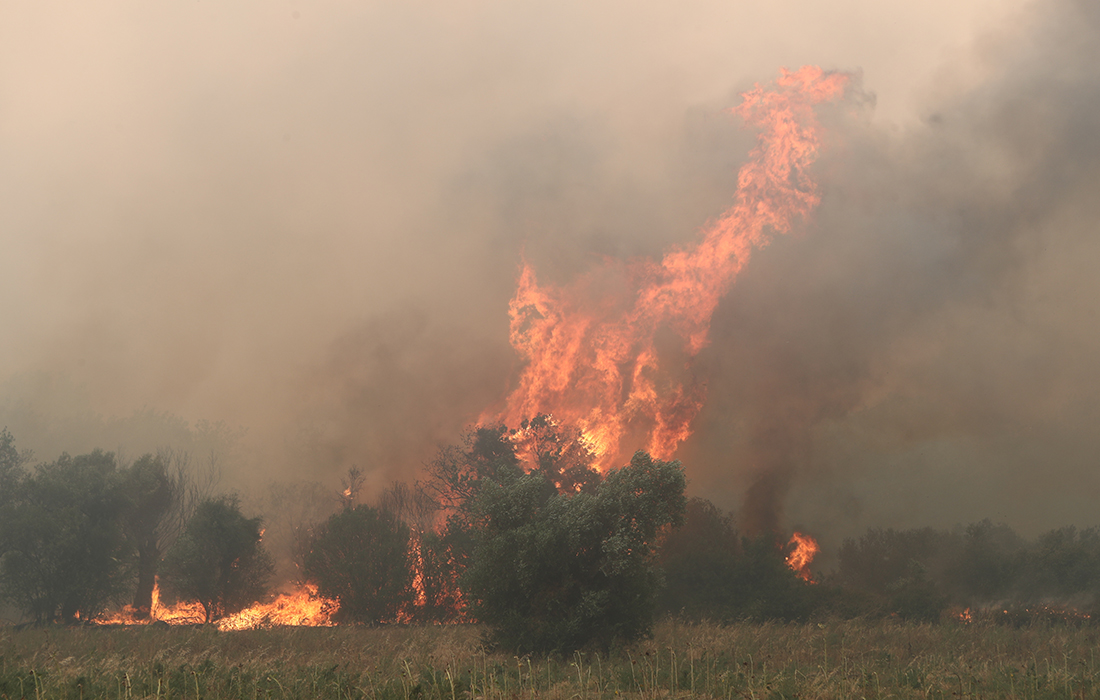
[215, 583, 338, 631]
[488, 67, 849, 467]
[785, 531, 818, 581]
[93, 579, 338, 629]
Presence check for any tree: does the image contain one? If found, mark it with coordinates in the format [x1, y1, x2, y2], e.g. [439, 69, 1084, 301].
[0, 428, 30, 505]
[118, 453, 176, 618]
[160, 496, 273, 623]
[0, 450, 130, 623]
[658, 497, 743, 620]
[421, 417, 603, 624]
[304, 505, 413, 624]
[944, 519, 1024, 604]
[510, 415, 601, 495]
[422, 425, 524, 619]
[462, 451, 686, 653]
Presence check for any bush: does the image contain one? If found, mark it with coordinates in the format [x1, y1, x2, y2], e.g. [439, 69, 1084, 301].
[161, 496, 273, 622]
[304, 505, 413, 624]
[462, 451, 686, 653]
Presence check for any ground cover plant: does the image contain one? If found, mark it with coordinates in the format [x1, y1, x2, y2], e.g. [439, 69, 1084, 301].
[3, 616, 1100, 699]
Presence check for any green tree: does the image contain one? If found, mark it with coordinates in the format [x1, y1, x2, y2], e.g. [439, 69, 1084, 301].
[304, 505, 413, 624]
[0, 428, 30, 504]
[160, 496, 273, 623]
[422, 425, 524, 618]
[462, 451, 686, 653]
[0, 450, 130, 623]
[118, 453, 177, 618]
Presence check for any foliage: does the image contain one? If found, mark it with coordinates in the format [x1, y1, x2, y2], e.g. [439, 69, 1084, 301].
[0, 449, 131, 622]
[160, 496, 273, 622]
[886, 561, 949, 622]
[462, 451, 686, 653]
[835, 520, 1100, 618]
[303, 504, 413, 624]
[1020, 526, 1100, 601]
[0, 428, 30, 504]
[422, 417, 603, 625]
[118, 453, 177, 617]
[510, 414, 601, 495]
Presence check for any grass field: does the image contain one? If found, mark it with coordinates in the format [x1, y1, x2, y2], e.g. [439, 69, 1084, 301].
[2, 618, 1099, 699]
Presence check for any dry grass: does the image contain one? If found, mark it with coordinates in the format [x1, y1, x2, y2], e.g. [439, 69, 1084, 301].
[2, 618, 1098, 699]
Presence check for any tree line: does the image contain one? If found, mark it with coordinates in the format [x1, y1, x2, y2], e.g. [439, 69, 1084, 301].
[5, 421, 1100, 653]
[0, 427, 265, 624]
[0, 420, 694, 651]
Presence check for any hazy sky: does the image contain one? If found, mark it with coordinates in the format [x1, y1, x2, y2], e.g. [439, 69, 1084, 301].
[5, 0, 1098, 554]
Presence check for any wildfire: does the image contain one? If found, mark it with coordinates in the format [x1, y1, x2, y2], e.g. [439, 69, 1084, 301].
[216, 584, 338, 631]
[94, 580, 339, 630]
[785, 531, 819, 581]
[488, 66, 849, 467]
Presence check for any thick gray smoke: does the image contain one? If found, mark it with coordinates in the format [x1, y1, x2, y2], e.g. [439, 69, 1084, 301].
[684, 0, 1100, 558]
[3, 0, 1097, 559]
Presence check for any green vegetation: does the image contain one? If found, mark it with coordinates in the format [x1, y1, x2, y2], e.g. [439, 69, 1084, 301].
[463, 451, 685, 653]
[0, 431, 235, 625]
[3, 618, 1100, 699]
[304, 505, 413, 624]
[161, 496, 274, 623]
[0, 449, 131, 623]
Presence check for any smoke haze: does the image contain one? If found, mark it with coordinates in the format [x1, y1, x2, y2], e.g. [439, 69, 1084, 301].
[3, 0, 1097, 557]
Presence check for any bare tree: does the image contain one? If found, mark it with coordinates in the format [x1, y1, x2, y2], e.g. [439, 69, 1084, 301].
[339, 466, 365, 510]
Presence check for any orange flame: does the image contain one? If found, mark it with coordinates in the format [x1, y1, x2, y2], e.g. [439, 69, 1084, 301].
[93, 579, 338, 629]
[216, 584, 338, 631]
[488, 67, 849, 467]
[785, 531, 819, 581]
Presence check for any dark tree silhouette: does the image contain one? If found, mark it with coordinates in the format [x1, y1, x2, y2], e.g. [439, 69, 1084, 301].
[304, 505, 413, 624]
[160, 496, 273, 623]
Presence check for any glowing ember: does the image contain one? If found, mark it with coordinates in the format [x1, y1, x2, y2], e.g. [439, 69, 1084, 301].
[785, 531, 819, 581]
[488, 67, 849, 467]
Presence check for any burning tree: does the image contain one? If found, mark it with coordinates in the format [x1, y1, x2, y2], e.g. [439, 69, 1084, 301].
[489, 67, 851, 469]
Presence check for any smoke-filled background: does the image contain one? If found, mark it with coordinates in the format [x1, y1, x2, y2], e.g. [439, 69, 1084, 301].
[3, 0, 1098, 564]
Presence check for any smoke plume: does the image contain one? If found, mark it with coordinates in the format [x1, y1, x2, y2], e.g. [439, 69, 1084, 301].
[3, 0, 1098, 560]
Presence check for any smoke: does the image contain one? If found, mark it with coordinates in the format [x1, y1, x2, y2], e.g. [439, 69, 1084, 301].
[4, 0, 1098, 555]
[683, 0, 1100, 556]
